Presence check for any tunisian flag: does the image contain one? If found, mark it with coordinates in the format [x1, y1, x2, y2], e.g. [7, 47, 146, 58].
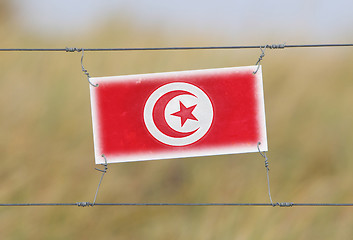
[90, 66, 267, 164]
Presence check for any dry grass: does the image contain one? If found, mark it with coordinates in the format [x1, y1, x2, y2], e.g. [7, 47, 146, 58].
[1, 20, 353, 239]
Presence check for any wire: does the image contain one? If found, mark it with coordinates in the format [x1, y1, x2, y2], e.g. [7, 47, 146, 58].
[91, 203, 353, 207]
[0, 43, 352, 52]
[0, 202, 353, 207]
[0, 203, 77, 206]
[92, 155, 108, 205]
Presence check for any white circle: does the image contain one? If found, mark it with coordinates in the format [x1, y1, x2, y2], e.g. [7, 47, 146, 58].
[144, 82, 213, 146]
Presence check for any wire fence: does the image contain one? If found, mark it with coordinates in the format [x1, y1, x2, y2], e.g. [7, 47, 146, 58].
[1, 42, 353, 208]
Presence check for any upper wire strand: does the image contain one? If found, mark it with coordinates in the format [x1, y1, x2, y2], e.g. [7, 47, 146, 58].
[1, 43, 353, 52]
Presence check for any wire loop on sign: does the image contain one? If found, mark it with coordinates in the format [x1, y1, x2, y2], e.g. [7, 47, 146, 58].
[80, 49, 98, 87]
[257, 142, 274, 206]
[253, 46, 267, 74]
[252, 43, 285, 74]
[92, 154, 108, 206]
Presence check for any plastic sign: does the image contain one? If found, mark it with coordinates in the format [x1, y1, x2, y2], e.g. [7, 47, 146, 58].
[90, 66, 267, 164]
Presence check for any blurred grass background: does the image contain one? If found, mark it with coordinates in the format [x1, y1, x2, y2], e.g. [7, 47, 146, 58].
[1, 1, 353, 239]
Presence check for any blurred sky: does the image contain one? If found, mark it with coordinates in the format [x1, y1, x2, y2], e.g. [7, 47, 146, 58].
[9, 0, 353, 43]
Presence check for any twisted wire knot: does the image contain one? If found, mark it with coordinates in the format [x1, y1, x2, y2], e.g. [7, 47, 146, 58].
[264, 158, 269, 169]
[273, 202, 294, 207]
[65, 47, 82, 52]
[76, 202, 92, 207]
[253, 43, 285, 74]
[266, 44, 286, 49]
